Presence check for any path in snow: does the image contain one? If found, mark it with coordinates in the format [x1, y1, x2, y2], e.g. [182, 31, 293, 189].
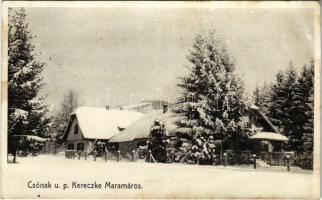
[1, 155, 319, 199]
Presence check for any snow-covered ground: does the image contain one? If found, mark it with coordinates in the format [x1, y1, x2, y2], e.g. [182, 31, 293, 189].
[1, 155, 319, 199]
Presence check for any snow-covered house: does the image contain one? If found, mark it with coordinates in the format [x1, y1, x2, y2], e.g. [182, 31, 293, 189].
[108, 105, 288, 157]
[62, 106, 143, 153]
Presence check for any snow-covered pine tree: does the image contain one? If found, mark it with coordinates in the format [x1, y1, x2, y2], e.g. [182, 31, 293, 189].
[8, 8, 50, 158]
[268, 71, 287, 133]
[296, 61, 314, 154]
[284, 63, 302, 151]
[174, 31, 246, 164]
[268, 62, 301, 151]
[295, 61, 314, 169]
[252, 82, 271, 115]
[253, 84, 261, 107]
[264, 61, 314, 168]
[147, 120, 168, 163]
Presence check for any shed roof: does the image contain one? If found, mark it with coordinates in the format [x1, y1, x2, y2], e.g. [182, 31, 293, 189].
[66, 106, 144, 140]
[109, 111, 185, 143]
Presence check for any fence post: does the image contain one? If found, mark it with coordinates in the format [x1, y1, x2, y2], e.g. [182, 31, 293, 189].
[78, 151, 81, 160]
[117, 150, 120, 162]
[247, 153, 250, 165]
[213, 155, 217, 166]
[286, 155, 290, 171]
[149, 150, 152, 163]
[85, 151, 87, 160]
[105, 151, 107, 162]
[94, 152, 96, 162]
[253, 154, 257, 169]
[132, 150, 135, 162]
[197, 155, 200, 165]
[13, 150, 17, 163]
[223, 153, 227, 167]
[170, 151, 174, 163]
[54, 143, 57, 155]
[220, 152, 223, 165]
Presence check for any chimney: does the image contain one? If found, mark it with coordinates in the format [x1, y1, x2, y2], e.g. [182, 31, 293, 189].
[106, 88, 110, 111]
[163, 104, 168, 113]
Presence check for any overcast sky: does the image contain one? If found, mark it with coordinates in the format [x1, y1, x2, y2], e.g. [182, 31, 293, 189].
[25, 6, 315, 111]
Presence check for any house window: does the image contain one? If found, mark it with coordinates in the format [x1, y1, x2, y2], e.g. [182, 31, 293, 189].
[67, 143, 74, 150]
[74, 124, 78, 134]
[77, 143, 84, 151]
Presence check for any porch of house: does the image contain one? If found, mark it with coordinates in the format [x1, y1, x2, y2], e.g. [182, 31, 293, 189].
[211, 132, 292, 166]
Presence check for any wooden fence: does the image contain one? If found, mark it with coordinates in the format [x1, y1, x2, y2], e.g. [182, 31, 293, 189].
[64, 149, 295, 170]
[260, 151, 295, 166]
[64, 149, 158, 163]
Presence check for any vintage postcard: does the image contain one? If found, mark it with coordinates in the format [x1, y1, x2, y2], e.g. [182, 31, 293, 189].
[0, 1, 320, 199]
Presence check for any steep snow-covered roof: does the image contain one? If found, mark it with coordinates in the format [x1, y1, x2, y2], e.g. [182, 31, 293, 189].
[69, 106, 144, 140]
[249, 104, 288, 141]
[249, 104, 282, 135]
[109, 110, 185, 143]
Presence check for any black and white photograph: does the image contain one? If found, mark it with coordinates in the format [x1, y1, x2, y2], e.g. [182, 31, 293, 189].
[0, 1, 320, 199]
